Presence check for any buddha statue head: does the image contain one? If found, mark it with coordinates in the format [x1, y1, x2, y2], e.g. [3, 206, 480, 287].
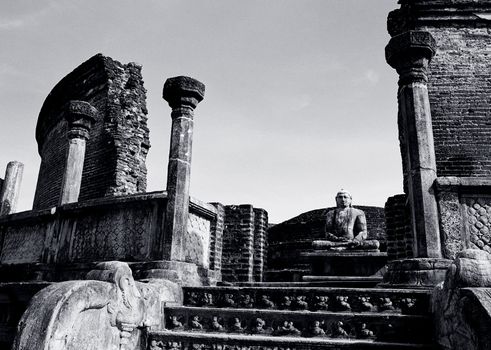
[335, 189, 352, 208]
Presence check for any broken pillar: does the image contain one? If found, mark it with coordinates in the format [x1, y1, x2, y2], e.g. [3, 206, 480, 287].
[0, 161, 24, 216]
[59, 101, 97, 205]
[162, 76, 205, 261]
[383, 31, 451, 287]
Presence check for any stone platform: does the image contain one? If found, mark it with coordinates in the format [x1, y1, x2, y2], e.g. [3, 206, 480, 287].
[301, 251, 388, 277]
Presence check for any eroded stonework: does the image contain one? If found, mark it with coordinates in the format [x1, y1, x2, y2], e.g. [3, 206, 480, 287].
[463, 196, 491, 253]
[185, 212, 211, 268]
[33, 54, 150, 210]
[0, 223, 47, 264]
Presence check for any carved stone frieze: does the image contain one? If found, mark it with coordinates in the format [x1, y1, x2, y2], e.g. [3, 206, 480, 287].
[181, 288, 430, 315]
[463, 196, 491, 254]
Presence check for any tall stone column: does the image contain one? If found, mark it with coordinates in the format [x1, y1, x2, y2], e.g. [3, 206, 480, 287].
[386, 31, 442, 259]
[0, 161, 24, 216]
[59, 101, 97, 205]
[162, 76, 205, 261]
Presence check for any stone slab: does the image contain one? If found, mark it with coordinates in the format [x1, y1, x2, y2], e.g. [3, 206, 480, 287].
[301, 252, 388, 277]
[149, 330, 435, 349]
[163, 306, 432, 343]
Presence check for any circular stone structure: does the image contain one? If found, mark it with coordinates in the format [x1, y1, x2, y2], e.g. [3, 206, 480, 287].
[265, 206, 386, 282]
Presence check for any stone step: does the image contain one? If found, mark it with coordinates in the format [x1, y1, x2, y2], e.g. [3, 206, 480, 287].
[182, 286, 431, 315]
[233, 277, 383, 288]
[148, 330, 436, 350]
[163, 306, 433, 343]
[300, 276, 383, 287]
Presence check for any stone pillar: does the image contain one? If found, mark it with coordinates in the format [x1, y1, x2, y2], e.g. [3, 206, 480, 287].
[59, 101, 97, 205]
[386, 31, 441, 259]
[0, 161, 24, 216]
[162, 76, 205, 261]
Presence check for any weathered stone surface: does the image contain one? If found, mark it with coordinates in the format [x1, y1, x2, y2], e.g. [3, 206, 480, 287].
[433, 177, 491, 260]
[0, 161, 24, 216]
[59, 101, 97, 205]
[312, 191, 380, 252]
[12, 261, 177, 350]
[386, 30, 441, 259]
[149, 285, 434, 348]
[209, 202, 225, 274]
[162, 76, 204, 263]
[433, 249, 491, 350]
[163, 76, 205, 109]
[388, 1, 491, 179]
[0, 282, 51, 349]
[33, 54, 150, 210]
[0, 192, 218, 279]
[302, 251, 388, 277]
[382, 258, 451, 287]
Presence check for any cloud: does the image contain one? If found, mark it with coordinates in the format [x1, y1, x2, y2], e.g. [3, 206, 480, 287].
[0, 2, 58, 30]
[352, 69, 380, 86]
[364, 69, 380, 85]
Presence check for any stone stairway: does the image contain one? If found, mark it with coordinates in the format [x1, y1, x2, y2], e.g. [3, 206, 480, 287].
[147, 285, 436, 350]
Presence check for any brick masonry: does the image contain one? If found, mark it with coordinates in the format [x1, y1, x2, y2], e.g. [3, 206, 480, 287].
[385, 0, 491, 260]
[33, 54, 150, 210]
[209, 202, 225, 273]
[385, 194, 413, 261]
[220, 204, 269, 283]
[253, 208, 268, 282]
[388, 0, 491, 178]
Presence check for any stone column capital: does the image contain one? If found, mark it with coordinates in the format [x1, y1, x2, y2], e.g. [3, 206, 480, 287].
[64, 101, 97, 140]
[386, 30, 436, 85]
[163, 76, 205, 111]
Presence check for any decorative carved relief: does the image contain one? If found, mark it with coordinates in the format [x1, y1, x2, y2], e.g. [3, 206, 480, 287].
[185, 212, 211, 267]
[13, 261, 166, 350]
[0, 224, 45, 263]
[182, 289, 429, 315]
[70, 207, 149, 261]
[463, 196, 491, 253]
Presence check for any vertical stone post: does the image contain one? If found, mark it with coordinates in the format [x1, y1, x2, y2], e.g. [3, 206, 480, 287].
[0, 161, 24, 216]
[59, 101, 97, 205]
[386, 31, 441, 258]
[162, 76, 205, 261]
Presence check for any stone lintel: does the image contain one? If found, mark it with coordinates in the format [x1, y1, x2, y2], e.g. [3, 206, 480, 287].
[434, 176, 491, 190]
[386, 31, 436, 85]
[388, 1, 491, 37]
[163, 76, 205, 110]
[64, 101, 97, 139]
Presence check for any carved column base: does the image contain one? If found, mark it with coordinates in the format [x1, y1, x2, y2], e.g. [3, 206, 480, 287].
[381, 258, 452, 288]
[131, 260, 219, 286]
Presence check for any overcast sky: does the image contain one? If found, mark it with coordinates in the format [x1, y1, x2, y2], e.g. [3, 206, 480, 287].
[0, 0, 402, 223]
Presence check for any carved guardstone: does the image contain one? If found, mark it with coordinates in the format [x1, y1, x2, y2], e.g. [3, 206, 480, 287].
[12, 261, 179, 350]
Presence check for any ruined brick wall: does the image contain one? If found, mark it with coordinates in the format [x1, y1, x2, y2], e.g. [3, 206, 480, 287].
[209, 202, 225, 273]
[385, 194, 413, 261]
[252, 208, 268, 282]
[389, 0, 491, 178]
[221, 205, 254, 283]
[33, 54, 150, 209]
[220, 204, 268, 283]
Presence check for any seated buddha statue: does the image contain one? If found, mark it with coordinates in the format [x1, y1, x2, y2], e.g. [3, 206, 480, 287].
[312, 190, 380, 251]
